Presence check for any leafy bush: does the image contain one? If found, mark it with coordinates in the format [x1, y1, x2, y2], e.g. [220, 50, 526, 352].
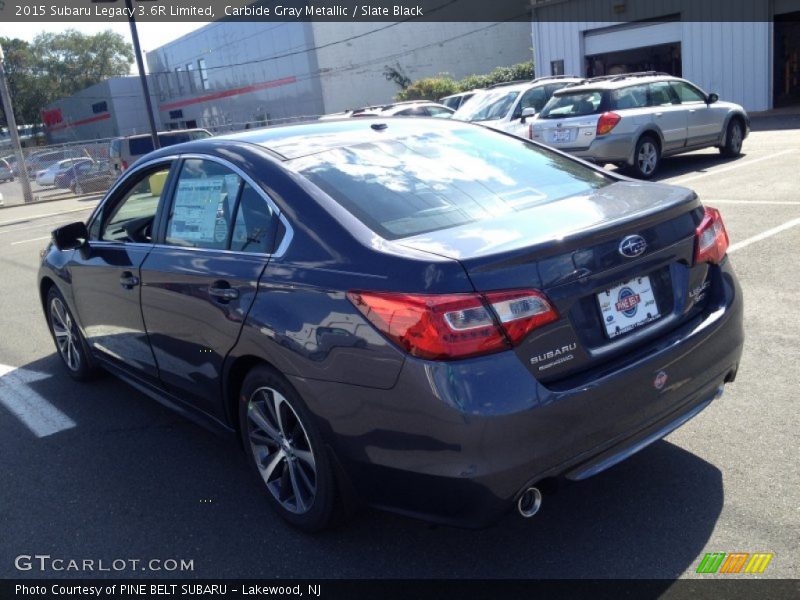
[395, 61, 534, 102]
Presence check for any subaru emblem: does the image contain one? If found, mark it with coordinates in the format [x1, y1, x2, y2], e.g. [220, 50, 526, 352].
[619, 235, 647, 258]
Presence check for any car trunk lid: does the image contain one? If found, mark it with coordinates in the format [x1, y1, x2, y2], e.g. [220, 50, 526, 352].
[398, 180, 708, 381]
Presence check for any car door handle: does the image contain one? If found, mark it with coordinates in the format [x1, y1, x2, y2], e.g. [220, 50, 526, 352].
[119, 272, 139, 289]
[209, 282, 239, 302]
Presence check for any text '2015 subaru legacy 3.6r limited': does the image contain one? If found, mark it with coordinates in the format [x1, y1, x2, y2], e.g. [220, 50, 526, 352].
[40, 119, 743, 530]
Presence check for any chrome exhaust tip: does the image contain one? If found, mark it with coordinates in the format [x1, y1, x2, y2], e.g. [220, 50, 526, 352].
[517, 487, 542, 518]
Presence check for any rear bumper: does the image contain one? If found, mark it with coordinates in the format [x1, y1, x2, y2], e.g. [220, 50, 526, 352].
[289, 260, 743, 528]
[567, 133, 636, 164]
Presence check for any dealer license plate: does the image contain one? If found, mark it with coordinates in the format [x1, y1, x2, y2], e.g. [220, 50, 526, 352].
[597, 275, 661, 339]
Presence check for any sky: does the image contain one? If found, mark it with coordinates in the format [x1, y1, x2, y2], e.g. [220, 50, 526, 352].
[0, 22, 207, 73]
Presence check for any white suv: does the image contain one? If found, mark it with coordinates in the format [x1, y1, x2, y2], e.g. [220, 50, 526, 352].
[452, 76, 582, 137]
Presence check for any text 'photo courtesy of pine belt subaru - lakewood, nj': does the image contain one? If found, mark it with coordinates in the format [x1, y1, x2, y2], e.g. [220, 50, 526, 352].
[39, 118, 743, 531]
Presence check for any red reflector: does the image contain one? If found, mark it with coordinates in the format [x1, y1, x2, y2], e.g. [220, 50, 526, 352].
[596, 111, 621, 136]
[695, 206, 729, 264]
[347, 289, 557, 360]
[121, 160, 128, 170]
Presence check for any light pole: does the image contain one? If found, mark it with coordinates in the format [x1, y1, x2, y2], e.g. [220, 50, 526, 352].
[124, 0, 160, 149]
[0, 42, 34, 204]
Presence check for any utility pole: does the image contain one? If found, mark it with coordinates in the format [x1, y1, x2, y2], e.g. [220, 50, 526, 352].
[125, 0, 160, 149]
[0, 42, 33, 204]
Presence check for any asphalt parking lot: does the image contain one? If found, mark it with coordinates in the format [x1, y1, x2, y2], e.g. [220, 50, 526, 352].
[0, 123, 798, 581]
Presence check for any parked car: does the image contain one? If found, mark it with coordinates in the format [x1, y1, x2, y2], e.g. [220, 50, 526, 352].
[530, 72, 750, 178]
[69, 161, 118, 195]
[439, 90, 481, 111]
[40, 119, 743, 531]
[351, 101, 455, 119]
[453, 76, 583, 137]
[109, 129, 212, 173]
[0, 158, 13, 182]
[1, 155, 18, 177]
[36, 158, 94, 186]
[26, 148, 86, 176]
[55, 159, 98, 189]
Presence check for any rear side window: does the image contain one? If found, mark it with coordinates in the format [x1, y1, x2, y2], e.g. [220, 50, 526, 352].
[292, 126, 610, 240]
[230, 184, 279, 253]
[610, 85, 649, 110]
[128, 137, 154, 156]
[540, 91, 604, 118]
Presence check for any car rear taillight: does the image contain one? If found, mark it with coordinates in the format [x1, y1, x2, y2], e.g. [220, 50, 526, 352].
[121, 160, 128, 170]
[596, 112, 621, 136]
[695, 206, 729, 265]
[347, 289, 557, 360]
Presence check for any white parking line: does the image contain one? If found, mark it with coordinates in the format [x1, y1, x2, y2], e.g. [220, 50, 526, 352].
[670, 149, 797, 185]
[729, 217, 800, 253]
[712, 200, 800, 206]
[10, 235, 51, 246]
[0, 364, 76, 438]
[0, 206, 93, 228]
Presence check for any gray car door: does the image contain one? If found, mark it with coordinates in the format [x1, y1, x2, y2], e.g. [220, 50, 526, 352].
[647, 82, 687, 152]
[671, 81, 724, 146]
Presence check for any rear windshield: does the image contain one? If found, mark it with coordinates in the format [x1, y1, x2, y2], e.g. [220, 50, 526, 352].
[291, 126, 611, 240]
[539, 91, 604, 118]
[128, 131, 211, 156]
[454, 90, 520, 122]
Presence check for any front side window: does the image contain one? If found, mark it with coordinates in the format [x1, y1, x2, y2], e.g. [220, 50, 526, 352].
[671, 82, 706, 103]
[516, 86, 548, 117]
[292, 124, 611, 240]
[165, 159, 242, 250]
[539, 91, 604, 118]
[99, 166, 171, 243]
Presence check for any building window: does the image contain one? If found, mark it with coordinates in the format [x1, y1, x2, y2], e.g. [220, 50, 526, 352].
[91, 101, 108, 114]
[169, 109, 184, 120]
[175, 67, 184, 96]
[198, 59, 210, 90]
[551, 60, 565, 76]
[186, 63, 196, 92]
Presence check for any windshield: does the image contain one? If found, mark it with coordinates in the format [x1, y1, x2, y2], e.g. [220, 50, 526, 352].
[539, 91, 604, 119]
[291, 125, 610, 240]
[454, 90, 520, 122]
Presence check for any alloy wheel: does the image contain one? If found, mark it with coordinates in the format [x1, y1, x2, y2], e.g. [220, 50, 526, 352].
[50, 297, 81, 372]
[730, 123, 743, 153]
[246, 386, 317, 514]
[637, 141, 658, 176]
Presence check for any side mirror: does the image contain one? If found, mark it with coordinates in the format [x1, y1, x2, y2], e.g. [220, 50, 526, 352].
[520, 107, 537, 123]
[52, 221, 88, 251]
[707, 93, 719, 105]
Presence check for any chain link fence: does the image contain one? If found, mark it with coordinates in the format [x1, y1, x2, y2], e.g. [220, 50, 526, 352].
[0, 115, 325, 208]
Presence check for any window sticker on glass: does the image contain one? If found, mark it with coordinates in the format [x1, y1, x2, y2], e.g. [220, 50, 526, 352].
[168, 177, 226, 244]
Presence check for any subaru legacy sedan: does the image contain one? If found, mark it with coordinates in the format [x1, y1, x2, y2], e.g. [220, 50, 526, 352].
[39, 119, 743, 530]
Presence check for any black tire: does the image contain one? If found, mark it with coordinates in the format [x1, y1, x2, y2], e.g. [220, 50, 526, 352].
[238, 364, 337, 532]
[45, 286, 99, 381]
[628, 135, 661, 179]
[720, 118, 744, 158]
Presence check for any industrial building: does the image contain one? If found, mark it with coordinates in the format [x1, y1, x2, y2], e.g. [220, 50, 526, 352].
[144, 21, 533, 131]
[531, 0, 800, 112]
[42, 77, 159, 144]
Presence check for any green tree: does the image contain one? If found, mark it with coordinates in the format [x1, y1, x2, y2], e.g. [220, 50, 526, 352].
[0, 30, 133, 127]
[395, 61, 535, 102]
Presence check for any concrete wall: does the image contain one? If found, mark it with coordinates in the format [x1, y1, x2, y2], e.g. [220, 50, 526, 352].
[532, 0, 773, 111]
[311, 21, 533, 112]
